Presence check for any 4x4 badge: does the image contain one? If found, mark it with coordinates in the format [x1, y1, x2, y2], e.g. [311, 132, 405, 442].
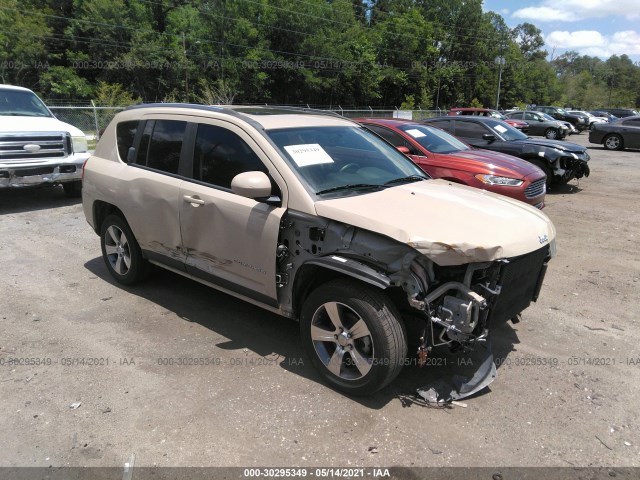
[538, 234, 549, 244]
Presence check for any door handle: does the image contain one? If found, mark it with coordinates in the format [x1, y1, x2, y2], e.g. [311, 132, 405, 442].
[183, 195, 205, 206]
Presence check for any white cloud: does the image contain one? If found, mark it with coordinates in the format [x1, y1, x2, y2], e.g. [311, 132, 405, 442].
[514, 0, 640, 22]
[545, 29, 640, 57]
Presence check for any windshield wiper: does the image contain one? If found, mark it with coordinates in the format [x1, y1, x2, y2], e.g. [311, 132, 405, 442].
[316, 183, 384, 195]
[384, 175, 427, 186]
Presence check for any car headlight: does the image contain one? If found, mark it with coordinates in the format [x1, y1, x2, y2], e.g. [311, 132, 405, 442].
[475, 174, 523, 187]
[72, 135, 88, 153]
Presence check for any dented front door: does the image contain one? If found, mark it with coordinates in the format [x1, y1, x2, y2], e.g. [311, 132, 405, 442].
[178, 121, 285, 305]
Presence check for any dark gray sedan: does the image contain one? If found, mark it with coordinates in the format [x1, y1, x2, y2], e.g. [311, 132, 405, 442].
[589, 116, 640, 150]
[505, 111, 570, 139]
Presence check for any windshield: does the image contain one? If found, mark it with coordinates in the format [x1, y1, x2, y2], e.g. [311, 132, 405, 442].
[540, 112, 556, 122]
[0, 89, 53, 117]
[557, 108, 568, 115]
[266, 126, 428, 196]
[489, 111, 506, 120]
[485, 119, 528, 141]
[398, 124, 470, 154]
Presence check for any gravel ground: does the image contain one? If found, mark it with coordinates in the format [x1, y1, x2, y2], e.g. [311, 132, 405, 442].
[0, 134, 638, 471]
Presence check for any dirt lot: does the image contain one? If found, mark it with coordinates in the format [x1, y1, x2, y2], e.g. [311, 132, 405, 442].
[1, 134, 639, 472]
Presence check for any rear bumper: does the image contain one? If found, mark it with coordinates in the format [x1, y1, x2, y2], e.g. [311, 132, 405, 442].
[0, 153, 89, 188]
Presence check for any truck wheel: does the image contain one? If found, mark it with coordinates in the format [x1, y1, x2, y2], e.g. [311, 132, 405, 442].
[300, 279, 407, 395]
[100, 214, 149, 285]
[62, 181, 82, 198]
[603, 134, 624, 151]
[544, 128, 559, 139]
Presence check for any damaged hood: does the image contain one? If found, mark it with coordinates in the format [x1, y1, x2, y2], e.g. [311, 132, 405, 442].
[515, 138, 586, 153]
[314, 180, 556, 266]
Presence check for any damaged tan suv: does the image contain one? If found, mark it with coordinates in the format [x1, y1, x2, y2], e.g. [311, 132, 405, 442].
[83, 105, 556, 397]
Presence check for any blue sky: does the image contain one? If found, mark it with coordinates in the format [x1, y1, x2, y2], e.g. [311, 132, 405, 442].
[483, 0, 640, 61]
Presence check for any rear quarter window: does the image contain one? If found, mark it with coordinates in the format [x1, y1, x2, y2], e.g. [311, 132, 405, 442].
[116, 121, 139, 162]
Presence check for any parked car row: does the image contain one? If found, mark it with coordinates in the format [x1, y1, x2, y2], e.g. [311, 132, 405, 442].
[447, 108, 530, 132]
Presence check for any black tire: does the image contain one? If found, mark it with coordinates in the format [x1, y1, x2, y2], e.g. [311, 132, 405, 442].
[544, 128, 559, 140]
[603, 134, 624, 151]
[300, 278, 407, 395]
[100, 214, 149, 285]
[62, 181, 82, 198]
[530, 159, 553, 190]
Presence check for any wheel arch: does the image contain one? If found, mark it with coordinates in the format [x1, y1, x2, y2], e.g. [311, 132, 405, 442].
[291, 258, 394, 319]
[92, 201, 126, 235]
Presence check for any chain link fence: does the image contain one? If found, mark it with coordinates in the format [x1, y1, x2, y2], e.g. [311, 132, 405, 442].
[47, 105, 446, 146]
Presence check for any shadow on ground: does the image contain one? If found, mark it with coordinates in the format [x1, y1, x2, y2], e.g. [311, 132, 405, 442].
[85, 257, 521, 410]
[0, 185, 80, 214]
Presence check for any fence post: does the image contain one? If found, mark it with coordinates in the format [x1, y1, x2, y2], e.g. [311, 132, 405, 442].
[91, 100, 100, 140]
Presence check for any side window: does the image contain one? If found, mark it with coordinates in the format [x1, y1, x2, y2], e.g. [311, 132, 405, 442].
[511, 112, 524, 120]
[116, 121, 139, 162]
[145, 120, 187, 174]
[366, 125, 419, 155]
[455, 121, 488, 138]
[428, 120, 453, 133]
[194, 124, 269, 190]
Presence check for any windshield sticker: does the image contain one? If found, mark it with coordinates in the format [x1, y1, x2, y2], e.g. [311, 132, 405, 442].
[405, 128, 427, 138]
[284, 144, 334, 167]
[494, 125, 508, 133]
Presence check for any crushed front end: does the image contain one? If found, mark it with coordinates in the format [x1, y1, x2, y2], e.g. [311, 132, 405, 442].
[395, 242, 554, 401]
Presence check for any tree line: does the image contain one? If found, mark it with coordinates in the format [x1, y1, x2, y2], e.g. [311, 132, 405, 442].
[1, 0, 639, 109]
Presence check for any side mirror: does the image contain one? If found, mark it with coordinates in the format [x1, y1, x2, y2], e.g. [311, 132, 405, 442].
[231, 171, 272, 199]
[482, 134, 496, 142]
[396, 146, 411, 154]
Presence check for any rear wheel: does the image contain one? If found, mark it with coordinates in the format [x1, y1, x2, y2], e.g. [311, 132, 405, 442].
[300, 279, 407, 395]
[544, 128, 559, 140]
[603, 134, 624, 151]
[62, 181, 82, 198]
[100, 214, 149, 285]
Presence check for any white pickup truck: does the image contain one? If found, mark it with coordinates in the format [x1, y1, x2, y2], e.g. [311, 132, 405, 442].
[0, 84, 90, 197]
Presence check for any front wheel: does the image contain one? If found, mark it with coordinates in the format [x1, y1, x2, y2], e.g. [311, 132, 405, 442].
[530, 159, 553, 190]
[603, 134, 624, 151]
[100, 214, 149, 285]
[300, 279, 407, 395]
[544, 128, 559, 139]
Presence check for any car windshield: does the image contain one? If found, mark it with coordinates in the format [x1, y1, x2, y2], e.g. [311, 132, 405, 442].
[557, 108, 568, 115]
[485, 119, 528, 141]
[267, 126, 429, 196]
[397, 124, 470, 154]
[540, 113, 556, 122]
[489, 111, 506, 120]
[0, 89, 53, 117]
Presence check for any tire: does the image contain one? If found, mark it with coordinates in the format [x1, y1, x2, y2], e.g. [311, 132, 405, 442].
[544, 128, 559, 140]
[100, 214, 149, 285]
[300, 278, 407, 395]
[62, 181, 82, 198]
[530, 159, 553, 190]
[603, 134, 624, 151]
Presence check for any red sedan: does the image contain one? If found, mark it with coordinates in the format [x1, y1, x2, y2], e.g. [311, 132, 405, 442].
[357, 118, 546, 208]
[448, 107, 530, 132]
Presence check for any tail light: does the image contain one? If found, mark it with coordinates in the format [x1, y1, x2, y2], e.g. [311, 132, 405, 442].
[81, 158, 89, 182]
